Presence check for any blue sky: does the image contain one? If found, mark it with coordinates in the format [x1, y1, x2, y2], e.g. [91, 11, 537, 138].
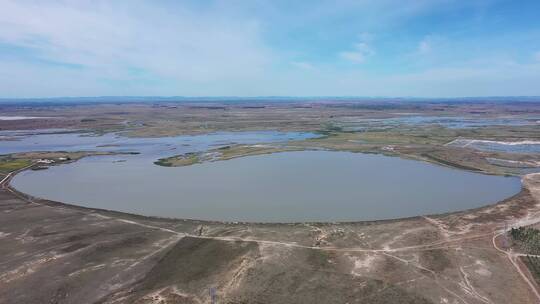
[1, 0, 539, 97]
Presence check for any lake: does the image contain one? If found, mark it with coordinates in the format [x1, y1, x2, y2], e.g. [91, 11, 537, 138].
[11, 149, 521, 223]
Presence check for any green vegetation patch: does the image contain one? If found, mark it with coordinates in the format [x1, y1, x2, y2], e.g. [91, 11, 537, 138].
[510, 227, 540, 255]
[523, 256, 540, 285]
[154, 153, 200, 167]
[0, 158, 32, 174]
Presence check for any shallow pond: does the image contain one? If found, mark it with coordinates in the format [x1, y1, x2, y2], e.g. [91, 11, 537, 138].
[0, 130, 317, 156]
[338, 115, 539, 131]
[11, 150, 521, 223]
[447, 139, 540, 154]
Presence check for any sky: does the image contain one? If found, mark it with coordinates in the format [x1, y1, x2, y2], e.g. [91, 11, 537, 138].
[1, 0, 540, 98]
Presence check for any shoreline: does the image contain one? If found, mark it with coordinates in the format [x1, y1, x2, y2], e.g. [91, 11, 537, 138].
[2, 156, 529, 226]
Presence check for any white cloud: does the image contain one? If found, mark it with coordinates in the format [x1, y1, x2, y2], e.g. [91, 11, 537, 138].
[339, 39, 375, 64]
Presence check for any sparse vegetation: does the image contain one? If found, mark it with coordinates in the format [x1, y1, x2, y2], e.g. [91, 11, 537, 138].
[317, 122, 345, 136]
[154, 145, 302, 167]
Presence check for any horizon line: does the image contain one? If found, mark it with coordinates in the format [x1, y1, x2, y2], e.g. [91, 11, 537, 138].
[1, 95, 540, 101]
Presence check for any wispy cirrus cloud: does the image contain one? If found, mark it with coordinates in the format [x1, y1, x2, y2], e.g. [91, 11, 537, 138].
[0, 0, 272, 93]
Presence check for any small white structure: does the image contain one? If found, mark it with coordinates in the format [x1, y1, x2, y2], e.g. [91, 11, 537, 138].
[37, 159, 54, 164]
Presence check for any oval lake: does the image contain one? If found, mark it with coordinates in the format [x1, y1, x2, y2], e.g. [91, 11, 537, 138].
[11, 150, 521, 222]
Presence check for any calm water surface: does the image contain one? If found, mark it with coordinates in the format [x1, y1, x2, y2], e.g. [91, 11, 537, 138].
[0, 130, 317, 156]
[11, 150, 521, 222]
[337, 115, 539, 131]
